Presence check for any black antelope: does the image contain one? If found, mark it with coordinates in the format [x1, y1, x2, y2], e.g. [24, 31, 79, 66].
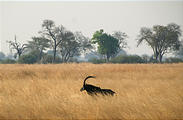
[80, 76, 115, 96]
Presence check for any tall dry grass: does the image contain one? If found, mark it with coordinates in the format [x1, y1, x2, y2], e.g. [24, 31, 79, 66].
[0, 63, 183, 119]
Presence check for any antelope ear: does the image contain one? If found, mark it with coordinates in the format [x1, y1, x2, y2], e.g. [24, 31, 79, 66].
[80, 87, 84, 92]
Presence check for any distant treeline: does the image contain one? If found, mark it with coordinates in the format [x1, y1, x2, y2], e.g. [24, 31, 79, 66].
[0, 20, 183, 64]
[88, 55, 183, 64]
[0, 53, 182, 64]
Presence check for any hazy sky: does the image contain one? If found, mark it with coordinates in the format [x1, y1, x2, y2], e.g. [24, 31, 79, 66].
[0, 1, 183, 56]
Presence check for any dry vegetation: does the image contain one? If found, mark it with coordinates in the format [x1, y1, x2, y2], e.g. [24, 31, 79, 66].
[0, 63, 183, 119]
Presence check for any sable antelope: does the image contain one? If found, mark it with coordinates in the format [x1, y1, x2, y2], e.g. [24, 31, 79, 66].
[80, 76, 115, 96]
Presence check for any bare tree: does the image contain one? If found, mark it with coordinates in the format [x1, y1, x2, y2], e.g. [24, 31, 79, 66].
[38, 19, 92, 63]
[112, 31, 128, 48]
[74, 31, 93, 54]
[39, 20, 66, 63]
[59, 31, 77, 62]
[7, 35, 27, 59]
[58, 31, 92, 62]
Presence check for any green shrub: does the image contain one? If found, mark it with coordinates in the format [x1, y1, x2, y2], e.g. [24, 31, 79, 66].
[0, 59, 16, 64]
[110, 55, 144, 63]
[68, 58, 79, 63]
[42, 55, 62, 64]
[88, 58, 106, 64]
[18, 54, 37, 64]
[165, 57, 183, 63]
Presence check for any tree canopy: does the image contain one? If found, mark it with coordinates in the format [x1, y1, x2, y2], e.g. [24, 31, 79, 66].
[58, 31, 92, 62]
[175, 39, 183, 59]
[4, 19, 183, 64]
[27, 37, 50, 62]
[137, 23, 182, 62]
[91, 29, 127, 62]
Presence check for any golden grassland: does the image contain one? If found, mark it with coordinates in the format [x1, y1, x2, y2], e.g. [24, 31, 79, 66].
[0, 63, 183, 119]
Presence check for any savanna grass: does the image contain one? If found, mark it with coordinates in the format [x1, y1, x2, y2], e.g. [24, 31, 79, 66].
[0, 63, 183, 119]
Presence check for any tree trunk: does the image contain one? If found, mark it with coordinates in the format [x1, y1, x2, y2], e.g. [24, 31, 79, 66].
[18, 51, 21, 59]
[53, 46, 56, 63]
[155, 50, 159, 62]
[152, 49, 159, 63]
[106, 54, 110, 62]
[159, 54, 163, 63]
[39, 49, 43, 63]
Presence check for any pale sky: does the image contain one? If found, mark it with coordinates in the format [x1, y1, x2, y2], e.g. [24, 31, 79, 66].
[0, 1, 183, 56]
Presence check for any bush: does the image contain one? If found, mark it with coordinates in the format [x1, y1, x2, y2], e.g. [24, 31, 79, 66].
[149, 57, 158, 63]
[88, 55, 144, 64]
[164, 57, 183, 63]
[0, 52, 5, 60]
[42, 55, 62, 64]
[88, 58, 106, 64]
[0, 59, 16, 64]
[68, 58, 79, 63]
[18, 54, 37, 64]
[110, 55, 144, 63]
